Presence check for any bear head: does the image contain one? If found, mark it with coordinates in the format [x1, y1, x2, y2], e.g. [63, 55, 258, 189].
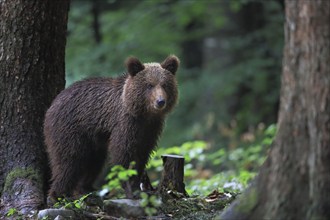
[122, 55, 179, 117]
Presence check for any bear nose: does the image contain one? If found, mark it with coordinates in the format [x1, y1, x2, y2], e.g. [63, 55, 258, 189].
[156, 99, 166, 108]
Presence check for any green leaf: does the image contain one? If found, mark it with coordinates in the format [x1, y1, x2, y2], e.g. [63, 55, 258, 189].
[140, 192, 148, 199]
[6, 208, 17, 217]
[118, 171, 128, 180]
[74, 202, 81, 209]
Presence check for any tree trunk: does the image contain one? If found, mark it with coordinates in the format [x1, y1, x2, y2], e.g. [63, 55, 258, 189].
[90, 0, 102, 44]
[0, 0, 69, 215]
[181, 21, 203, 70]
[220, 0, 330, 219]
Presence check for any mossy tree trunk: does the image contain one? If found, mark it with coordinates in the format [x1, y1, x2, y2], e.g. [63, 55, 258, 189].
[0, 0, 69, 215]
[220, 1, 330, 219]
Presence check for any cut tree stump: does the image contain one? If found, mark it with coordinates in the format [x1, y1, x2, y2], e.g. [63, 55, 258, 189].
[158, 154, 188, 196]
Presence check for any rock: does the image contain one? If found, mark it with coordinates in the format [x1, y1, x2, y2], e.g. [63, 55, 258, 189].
[37, 208, 75, 219]
[54, 215, 66, 220]
[103, 199, 145, 218]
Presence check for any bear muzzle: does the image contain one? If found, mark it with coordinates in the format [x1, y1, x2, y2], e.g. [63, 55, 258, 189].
[151, 86, 167, 111]
[156, 98, 166, 109]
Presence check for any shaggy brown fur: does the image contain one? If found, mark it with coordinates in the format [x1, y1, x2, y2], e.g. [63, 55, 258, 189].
[44, 55, 179, 199]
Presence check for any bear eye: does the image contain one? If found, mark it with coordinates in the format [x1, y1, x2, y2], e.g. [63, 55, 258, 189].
[147, 84, 154, 90]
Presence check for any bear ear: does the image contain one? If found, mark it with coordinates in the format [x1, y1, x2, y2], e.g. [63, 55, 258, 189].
[161, 55, 180, 75]
[125, 57, 145, 76]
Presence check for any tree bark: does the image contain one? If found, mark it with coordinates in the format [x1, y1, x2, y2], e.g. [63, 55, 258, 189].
[220, 0, 330, 219]
[181, 18, 204, 70]
[0, 0, 69, 215]
[90, 0, 102, 44]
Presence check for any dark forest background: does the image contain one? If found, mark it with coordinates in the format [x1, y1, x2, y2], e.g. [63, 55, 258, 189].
[66, 0, 284, 193]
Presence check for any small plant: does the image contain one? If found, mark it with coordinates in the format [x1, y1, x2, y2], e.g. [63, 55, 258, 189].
[6, 207, 42, 220]
[140, 192, 162, 216]
[5, 208, 26, 220]
[103, 162, 137, 196]
[54, 193, 91, 209]
[6, 208, 18, 217]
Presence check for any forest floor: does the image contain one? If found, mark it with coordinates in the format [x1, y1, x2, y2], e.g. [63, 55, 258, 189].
[157, 189, 235, 220]
[33, 189, 236, 220]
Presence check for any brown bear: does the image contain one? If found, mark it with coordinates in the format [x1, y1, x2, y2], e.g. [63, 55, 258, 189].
[44, 55, 179, 200]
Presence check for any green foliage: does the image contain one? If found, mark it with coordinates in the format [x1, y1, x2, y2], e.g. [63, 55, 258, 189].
[6, 208, 18, 217]
[148, 140, 208, 182]
[5, 208, 28, 220]
[54, 193, 92, 209]
[149, 124, 276, 195]
[67, 1, 225, 83]
[140, 192, 161, 216]
[159, 1, 283, 147]
[103, 162, 137, 196]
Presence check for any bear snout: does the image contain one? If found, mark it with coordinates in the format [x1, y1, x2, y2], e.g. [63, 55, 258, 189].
[151, 85, 167, 110]
[156, 98, 166, 109]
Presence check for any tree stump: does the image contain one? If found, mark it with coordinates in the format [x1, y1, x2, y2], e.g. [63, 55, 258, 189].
[158, 154, 188, 196]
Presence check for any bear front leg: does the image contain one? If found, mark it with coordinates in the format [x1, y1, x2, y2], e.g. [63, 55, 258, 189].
[108, 137, 152, 197]
[109, 145, 135, 198]
[125, 153, 154, 195]
[140, 171, 154, 191]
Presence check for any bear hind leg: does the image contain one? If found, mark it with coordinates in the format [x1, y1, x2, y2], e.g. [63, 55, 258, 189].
[48, 144, 90, 200]
[49, 162, 82, 200]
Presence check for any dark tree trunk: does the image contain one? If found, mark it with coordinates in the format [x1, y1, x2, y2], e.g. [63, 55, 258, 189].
[220, 0, 330, 219]
[181, 21, 203, 70]
[90, 0, 102, 44]
[0, 0, 69, 215]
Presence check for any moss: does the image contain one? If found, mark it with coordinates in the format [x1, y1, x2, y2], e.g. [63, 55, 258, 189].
[236, 187, 258, 214]
[3, 167, 42, 193]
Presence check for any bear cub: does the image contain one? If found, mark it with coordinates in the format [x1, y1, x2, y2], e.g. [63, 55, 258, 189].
[44, 55, 179, 200]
